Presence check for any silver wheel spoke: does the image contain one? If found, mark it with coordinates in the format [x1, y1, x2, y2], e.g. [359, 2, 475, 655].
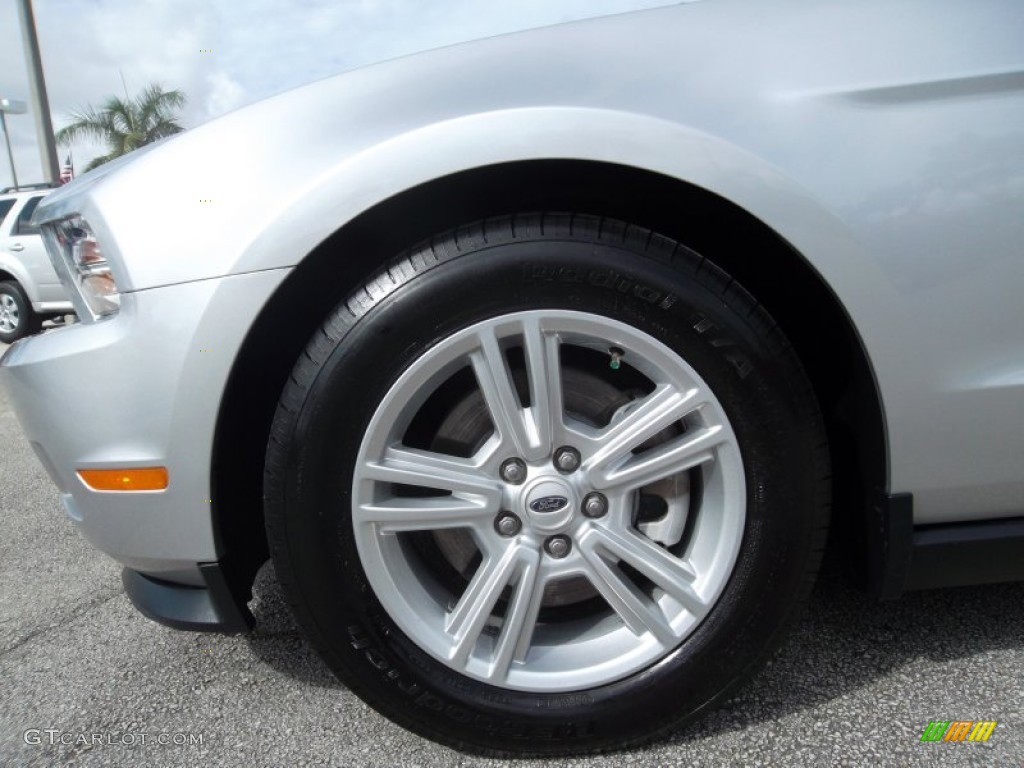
[577, 539, 677, 648]
[446, 543, 535, 669]
[489, 548, 544, 682]
[585, 525, 707, 619]
[599, 425, 725, 491]
[364, 446, 499, 498]
[521, 317, 564, 457]
[586, 384, 708, 484]
[470, 326, 533, 458]
[470, 321, 564, 461]
[357, 447, 500, 532]
[356, 497, 494, 533]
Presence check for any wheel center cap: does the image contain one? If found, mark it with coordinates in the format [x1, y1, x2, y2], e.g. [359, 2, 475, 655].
[523, 477, 576, 532]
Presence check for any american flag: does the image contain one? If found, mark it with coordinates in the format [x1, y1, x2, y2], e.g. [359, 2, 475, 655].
[60, 154, 74, 184]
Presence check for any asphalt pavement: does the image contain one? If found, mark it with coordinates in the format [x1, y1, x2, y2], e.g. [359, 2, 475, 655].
[1, 338, 1022, 767]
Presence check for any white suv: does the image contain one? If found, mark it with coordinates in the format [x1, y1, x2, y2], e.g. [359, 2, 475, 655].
[0, 185, 74, 342]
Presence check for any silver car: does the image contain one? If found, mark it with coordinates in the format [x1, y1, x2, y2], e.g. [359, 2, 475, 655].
[2, 0, 1022, 756]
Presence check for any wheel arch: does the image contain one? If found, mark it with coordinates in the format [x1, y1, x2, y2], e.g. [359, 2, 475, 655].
[210, 159, 887, 604]
[0, 265, 32, 297]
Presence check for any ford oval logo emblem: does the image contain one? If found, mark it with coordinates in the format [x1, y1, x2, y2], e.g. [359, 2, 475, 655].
[529, 495, 568, 514]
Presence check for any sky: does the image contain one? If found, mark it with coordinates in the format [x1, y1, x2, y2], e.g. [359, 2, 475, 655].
[0, 0, 677, 186]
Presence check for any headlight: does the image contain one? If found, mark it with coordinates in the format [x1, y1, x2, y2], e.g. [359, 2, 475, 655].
[42, 216, 121, 319]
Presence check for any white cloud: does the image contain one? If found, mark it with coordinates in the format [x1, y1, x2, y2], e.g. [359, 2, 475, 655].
[0, 0, 675, 184]
[204, 70, 246, 118]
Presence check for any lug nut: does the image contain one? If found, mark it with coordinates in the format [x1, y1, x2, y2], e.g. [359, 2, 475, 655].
[582, 492, 608, 519]
[495, 513, 522, 537]
[544, 535, 572, 558]
[500, 458, 527, 484]
[553, 446, 581, 473]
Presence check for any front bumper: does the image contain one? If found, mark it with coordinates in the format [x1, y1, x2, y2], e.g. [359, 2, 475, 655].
[122, 564, 254, 633]
[0, 268, 289, 586]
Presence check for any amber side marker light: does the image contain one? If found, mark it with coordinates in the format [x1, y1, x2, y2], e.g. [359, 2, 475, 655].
[78, 467, 169, 491]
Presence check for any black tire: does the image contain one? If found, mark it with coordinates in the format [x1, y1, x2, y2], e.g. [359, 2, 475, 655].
[265, 213, 830, 756]
[0, 280, 42, 343]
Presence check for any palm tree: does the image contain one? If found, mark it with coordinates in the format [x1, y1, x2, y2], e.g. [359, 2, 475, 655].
[56, 84, 186, 171]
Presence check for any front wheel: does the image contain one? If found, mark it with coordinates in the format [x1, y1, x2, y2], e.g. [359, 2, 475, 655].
[0, 281, 42, 343]
[265, 214, 829, 755]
